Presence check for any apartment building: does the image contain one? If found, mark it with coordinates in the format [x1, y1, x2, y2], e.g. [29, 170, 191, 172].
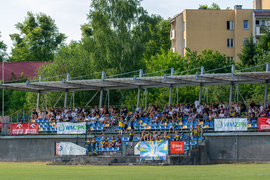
[170, 0, 270, 62]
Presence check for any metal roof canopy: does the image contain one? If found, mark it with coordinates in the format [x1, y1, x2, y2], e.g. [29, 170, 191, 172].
[0, 65, 270, 93]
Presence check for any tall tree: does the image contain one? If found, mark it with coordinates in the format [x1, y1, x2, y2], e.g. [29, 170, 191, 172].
[9, 12, 66, 62]
[238, 35, 258, 67]
[0, 32, 7, 62]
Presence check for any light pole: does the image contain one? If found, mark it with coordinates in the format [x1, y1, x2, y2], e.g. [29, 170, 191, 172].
[1, 53, 8, 120]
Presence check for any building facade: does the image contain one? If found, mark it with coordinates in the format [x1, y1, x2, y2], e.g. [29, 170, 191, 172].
[171, 0, 270, 62]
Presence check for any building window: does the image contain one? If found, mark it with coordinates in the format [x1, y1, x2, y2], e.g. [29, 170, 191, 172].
[183, 39, 185, 49]
[243, 38, 249, 45]
[227, 21, 234, 30]
[228, 57, 234, 61]
[227, 39, 234, 48]
[243, 20, 249, 29]
[183, 22, 185, 31]
[256, 20, 260, 26]
[262, 20, 266, 26]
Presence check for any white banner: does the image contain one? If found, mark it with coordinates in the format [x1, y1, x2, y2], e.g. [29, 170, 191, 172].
[57, 122, 86, 134]
[214, 118, 247, 131]
[134, 142, 140, 155]
[58, 142, 86, 156]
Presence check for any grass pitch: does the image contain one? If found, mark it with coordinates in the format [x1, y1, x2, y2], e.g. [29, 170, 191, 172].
[0, 163, 269, 180]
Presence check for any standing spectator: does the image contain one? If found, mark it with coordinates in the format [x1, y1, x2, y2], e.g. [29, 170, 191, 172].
[129, 130, 134, 147]
[32, 109, 38, 120]
[116, 137, 122, 148]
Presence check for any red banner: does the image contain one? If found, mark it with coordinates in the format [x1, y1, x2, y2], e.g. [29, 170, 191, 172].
[170, 141, 184, 154]
[10, 123, 39, 135]
[258, 118, 270, 131]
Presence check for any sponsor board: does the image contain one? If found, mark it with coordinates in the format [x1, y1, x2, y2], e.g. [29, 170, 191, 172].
[214, 118, 247, 131]
[57, 122, 86, 134]
[140, 141, 168, 161]
[258, 118, 270, 131]
[170, 141, 184, 154]
[10, 123, 39, 135]
[56, 142, 86, 155]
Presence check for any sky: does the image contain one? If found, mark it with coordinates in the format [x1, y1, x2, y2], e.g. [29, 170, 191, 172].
[0, 0, 253, 54]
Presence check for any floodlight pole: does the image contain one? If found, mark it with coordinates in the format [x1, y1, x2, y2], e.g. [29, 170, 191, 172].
[64, 73, 70, 107]
[169, 68, 174, 106]
[36, 75, 42, 109]
[265, 63, 269, 101]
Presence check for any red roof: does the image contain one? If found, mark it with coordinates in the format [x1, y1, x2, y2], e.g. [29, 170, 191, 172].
[0, 61, 52, 83]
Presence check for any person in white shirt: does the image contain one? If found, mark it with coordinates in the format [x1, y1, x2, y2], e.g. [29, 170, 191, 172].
[194, 99, 200, 109]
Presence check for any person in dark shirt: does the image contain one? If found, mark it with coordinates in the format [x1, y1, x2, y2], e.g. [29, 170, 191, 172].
[32, 109, 38, 119]
[250, 100, 255, 108]
[240, 101, 246, 114]
[121, 104, 128, 115]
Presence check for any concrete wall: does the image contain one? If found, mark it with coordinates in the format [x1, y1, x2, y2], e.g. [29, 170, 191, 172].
[205, 132, 270, 163]
[0, 135, 88, 162]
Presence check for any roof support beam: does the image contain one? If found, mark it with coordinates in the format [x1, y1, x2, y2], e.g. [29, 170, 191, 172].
[62, 80, 99, 89]
[26, 81, 67, 91]
[232, 74, 265, 83]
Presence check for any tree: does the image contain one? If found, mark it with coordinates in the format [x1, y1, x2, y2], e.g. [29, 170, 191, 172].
[0, 32, 7, 62]
[9, 12, 66, 62]
[199, 3, 221, 10]
[258, 26, 270, 51]
[238, 35, 258, 67]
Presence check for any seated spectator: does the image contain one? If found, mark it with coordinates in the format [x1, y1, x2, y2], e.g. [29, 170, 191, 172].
[202, 112, 209, 122]
[229, 107, 236, 117]
[32, 109, 38, 120]
[116, 137, 121, 148]
[180, 132, 187, 141]
[109, 136, 116, 148]
[260, 109, 267, 117]
[100, 137, 106, 148]
[174, 130, 180, 141]
[121, 104, 128, 115]
[164, 131, 170, 140]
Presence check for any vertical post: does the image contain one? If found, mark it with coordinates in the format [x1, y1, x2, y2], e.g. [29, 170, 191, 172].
[199, 84, 202, 103]
[137, 69, 143, 107]
[229, 83, 233, 104]
[265, 63, 269, 101]
[206, 85, 208, 103]
[107, 90, 110, 110]
[145, 88, 147, 110]
[64, 73, 70, 107]
[36, 75, 42, 109]
[100, 71, 105, 109]
[177, 86, 179, 105]
[73, 91, 75, 107]
[230, 65, 235, 104]
[199, 66, 204, 103]
[169, 68, 174, 105]
[2, 59, 4, 119]
[236, 85, 239, 102]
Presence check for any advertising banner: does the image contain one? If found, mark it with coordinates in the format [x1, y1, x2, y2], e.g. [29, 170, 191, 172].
[57, 122, 86, 134]
[10, 123, 39, 135]
[56, 142, 86, 155]
[170, 141, 184, 154]
[140, 141, 168, 161]
[258, 118, 270, 131]
[134, 142, 140, 155]
[214, 118, 247, 131]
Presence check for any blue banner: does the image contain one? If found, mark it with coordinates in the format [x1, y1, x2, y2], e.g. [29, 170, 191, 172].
[140, 141, 168, 161]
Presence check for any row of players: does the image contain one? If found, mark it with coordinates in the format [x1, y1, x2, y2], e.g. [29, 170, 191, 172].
[86, 129, 203, 149]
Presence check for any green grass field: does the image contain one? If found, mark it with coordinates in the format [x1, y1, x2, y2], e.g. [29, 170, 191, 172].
[0, 163, 269, 180]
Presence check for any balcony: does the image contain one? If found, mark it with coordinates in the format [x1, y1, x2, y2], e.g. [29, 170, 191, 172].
[170, 30, 176, 40]
[256, 26, 266, 36]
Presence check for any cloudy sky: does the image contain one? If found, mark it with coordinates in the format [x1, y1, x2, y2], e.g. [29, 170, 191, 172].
[0, 0, 253, 53]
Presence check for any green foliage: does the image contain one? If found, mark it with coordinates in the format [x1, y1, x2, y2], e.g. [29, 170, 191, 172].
[9, 12, 66, 62]
[258, 26, 270, 51]
[238, 35, 258, 67]
[0, 32, 7, 62]
[199, 3, 221, 10]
